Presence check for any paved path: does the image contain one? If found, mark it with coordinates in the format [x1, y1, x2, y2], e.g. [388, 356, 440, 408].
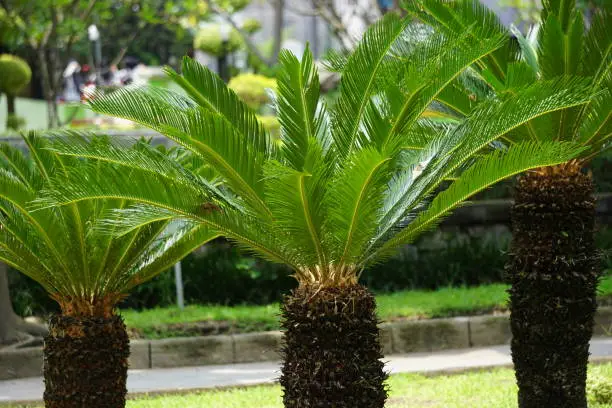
[1, 338, 611, 403]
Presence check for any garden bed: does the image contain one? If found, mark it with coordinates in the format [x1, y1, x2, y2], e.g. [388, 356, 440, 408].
[124, 277, 612, 340]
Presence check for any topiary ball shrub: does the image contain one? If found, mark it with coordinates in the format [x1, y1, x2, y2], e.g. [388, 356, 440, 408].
[587, 375, 612, 405]
[241, 18, 262, 34]
[194, 25, 243, 57]
[0, 54, 31, 96]
[228, 73, 276, 110]
[257, 115, 280, 139]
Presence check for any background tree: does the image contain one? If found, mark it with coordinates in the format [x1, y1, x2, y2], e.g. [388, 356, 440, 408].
[0, 133, 219, 407]
[40, 13, 593, 406]
[0, 0, 205, 128]
[403, 0, 611, 406]
[0, 263, 48, 346]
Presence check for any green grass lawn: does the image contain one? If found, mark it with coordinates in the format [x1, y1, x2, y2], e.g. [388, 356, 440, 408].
[7, 364, 612, 408]
[123, 275, 612, 339]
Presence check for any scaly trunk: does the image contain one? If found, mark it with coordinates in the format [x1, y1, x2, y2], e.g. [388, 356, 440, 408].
[507, 162, 600, 408]
[43, 299, 129, 408]
[280, 284, 387, 408]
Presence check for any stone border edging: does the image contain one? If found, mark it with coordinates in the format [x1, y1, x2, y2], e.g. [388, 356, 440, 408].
[1, 307, 610, 380]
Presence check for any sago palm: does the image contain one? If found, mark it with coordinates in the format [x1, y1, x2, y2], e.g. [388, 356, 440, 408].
[39, 13, 595, 407]
[0, 133, 219, 408]
[403, 0, 611, 406]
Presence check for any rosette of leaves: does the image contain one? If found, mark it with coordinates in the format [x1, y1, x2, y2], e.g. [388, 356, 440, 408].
[0, 134, 219, 407]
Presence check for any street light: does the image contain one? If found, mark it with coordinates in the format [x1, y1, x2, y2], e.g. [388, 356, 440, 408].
[87, 24, 102, 85]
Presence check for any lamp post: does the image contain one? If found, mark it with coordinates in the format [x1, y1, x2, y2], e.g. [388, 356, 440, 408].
[218, 24, 231, 83]
[87, 24, 102, 85]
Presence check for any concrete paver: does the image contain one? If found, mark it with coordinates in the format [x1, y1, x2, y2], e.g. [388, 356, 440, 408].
[1, 337, 610, 403]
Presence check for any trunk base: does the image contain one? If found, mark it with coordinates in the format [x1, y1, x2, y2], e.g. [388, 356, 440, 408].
[280, 284, 388, 408]
[43, 315, 129, 408]
[507, 165, 600, 408]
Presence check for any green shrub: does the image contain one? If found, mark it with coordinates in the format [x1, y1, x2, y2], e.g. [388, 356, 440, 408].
[257, 115, 280, 139]
[587, 375, 612, 405]
[6, 114, 25, 130]
[194, 25, 243, 56]
[217, 0, 250, 12]
[0, 54, 31, 96]
[241, 18, 262, 34]
[228, 73, 276, 110]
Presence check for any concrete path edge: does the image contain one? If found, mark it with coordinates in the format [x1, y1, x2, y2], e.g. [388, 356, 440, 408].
[1, 306, 610, 380]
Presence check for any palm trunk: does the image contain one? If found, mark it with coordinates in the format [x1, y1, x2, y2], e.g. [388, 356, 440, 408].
[506, 163, 600, 408]
[43, 314, 129, 408]
[280, 284, 387, 408]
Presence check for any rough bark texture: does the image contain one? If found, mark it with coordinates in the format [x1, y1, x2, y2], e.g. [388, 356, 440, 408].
[507, 165, 600, 408]
[43, 315, 129, 408]
[280, 284, 388, 408]
[0, 264, 48, 347]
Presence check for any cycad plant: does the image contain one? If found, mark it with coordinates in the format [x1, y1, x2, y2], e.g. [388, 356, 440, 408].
[0, 133, 218, 408]
[39, 13, 595, 407]
[403, 0, 611, 406]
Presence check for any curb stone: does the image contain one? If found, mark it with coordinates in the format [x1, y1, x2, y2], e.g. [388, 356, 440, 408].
[1, 306, 611, 380]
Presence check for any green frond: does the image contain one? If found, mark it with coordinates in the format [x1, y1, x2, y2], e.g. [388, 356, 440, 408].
[538, 10, 584, 78]
[444, 76, 594, 172]
[583, 9, 611, 83]
[403, 0, 510, 81]
[326, 147, 392, 264]
[510, 25, 539, 74]
[384, 30, 506, 150]
[48, 132, 219, 196]
[127, 222, 220, 291]
[331, 12, 407, 158]
[88, 85, 195, 132]
[276, 46, 327, 170]
[541, 0, 575, 31]
[367, 141, 585, 264]
[165, 57, 273, 158]
[35, 159, 213, 221]
[159, 108, 270, 216]
[264, 141, 329, 268]
[321, 49, 348, 73]
[578, 89, 612, 155]
[1, 133, 215, 308]
[0, 143, 35, 188]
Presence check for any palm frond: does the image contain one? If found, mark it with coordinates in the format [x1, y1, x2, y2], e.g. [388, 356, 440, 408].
[165, 57, 273, 158]
[264, 142, 329, 269]
[331, 12, 407, 158]
[276, 46, 327, 170]
[443, 77, 594, 172]
[326, 147, 392, 264]
[126, 221, 219, 291]
[367, 141, 585, 263]
[35, 159, 214, 221]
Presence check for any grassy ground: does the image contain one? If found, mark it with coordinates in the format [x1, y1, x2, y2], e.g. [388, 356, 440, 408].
[7, 364, 612, 408]
[123, 275, 612, 339]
